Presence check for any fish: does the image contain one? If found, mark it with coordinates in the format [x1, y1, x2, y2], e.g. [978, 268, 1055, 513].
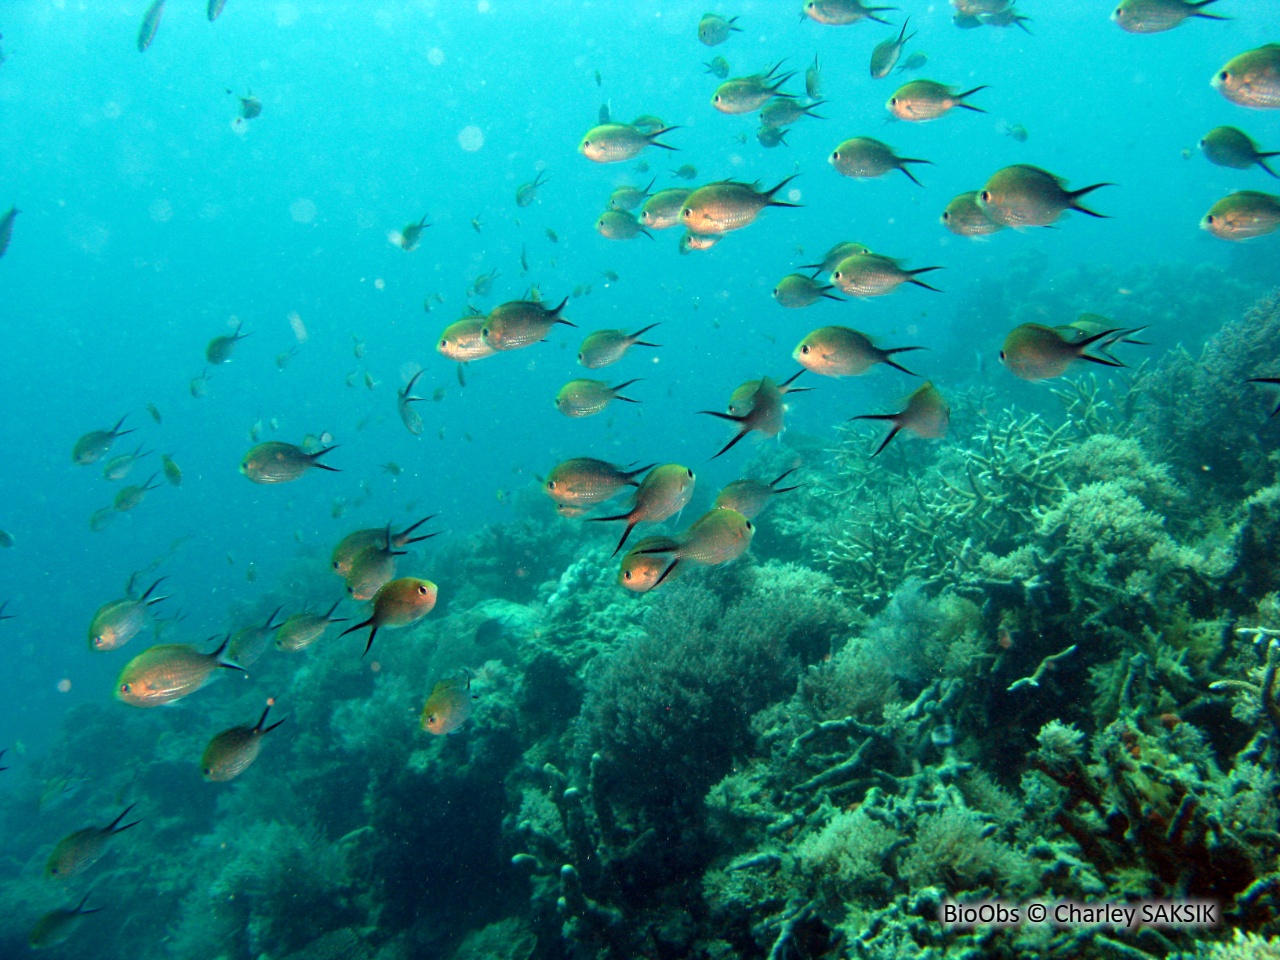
[113, 473, 162, 512]
[544, 458, 653, 507]
[1247, 377, 1280, 417]
[0, 529, 12, 548]
[698, 13, 742, 46]
[679, 231, 722, 253]
[630, 508, 754, 586]
[339, 577, 439, 656]
[117, 637, 243, 707]
[793, 325, 923, 376]
[680, 176, 800, 235]
[238, 92, 262, 121]
[699, 376, 792, 459]
[1001, 121, 1029, 142]
[999, 322, 1128, 380]
[0, 206, 18, 259]
[202, 703, 286, 781]
[712, 64, 795, 115]
[161, 454, 182, 486]
[756, 126, 789, 149]
[619, 536, 685, 592]
[1200, 191, 1280, 241]
[705, 57, 730, 79]
[240, 441, 340, 483]
[831, 253, 942, 297]
[343, 533, 407, 600]
[1112, 0, 1227, 33]
[89, 507, 115, 532]
[45, 804, 141, 878]
[713, 468, 802, 519]
[726, 369, 809, 417]
[941, 190, 1005, 237]
[471, 215, 484, 233]
[421, 676, 476, 735]
[555, 378, 642, 417]
[137, 0, 165, 52]
[471, 268, 500, 297]
[482, 297, 575, 351]
[578, 323, 662, 368]
[102, 443, 152, 481]
[276, 601, 348, 652]
[888, 80, 986, 121]
[772, 273, 843, 308]
[396, 215, 431, 251]
[190, 369, 212, 398]
[609, 179, 656, 211]
[516, 171, 549, 207]
[72, 415, 133, 466]
[801, 240, 873, 274]
[145, 402, 162, 423]
[1213, 45, 1280, 109]
[88, 577, 168, 652]
[596, 209, 651, 240]
[978, 7, 1031, 30]
[588, 463, 696, 555]
[870, 17, 915, 78]
[1199, 127, 1278, 178]
[897, 51, 927, 73]
[228, 607, 285, 667]
[976, 164, 1113, 227]
[206, 320, 250, 364]
[579, 123, 678, 163]
[332, 516, 437, 577]
[760, 96, 826, 127]
[829, 137, 931, 186]
[29, 895, 102, 950]
[806, 54, 823, 98]
[803, 0, 896, 26]
[437, 314, 496, 362]
[0, 600, 10, 620]
[398, 370, 427, 436]
[208, 0, 228, 21]
[850, 381, 950, 456]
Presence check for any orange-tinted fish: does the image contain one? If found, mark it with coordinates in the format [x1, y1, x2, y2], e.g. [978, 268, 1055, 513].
[88, 576, 167, 652]
[206, 321, 250, 364]
[201, 703, 286, 781]
[241, 441, 339, 483]
[1200, 191, 1280, 240]
[45, 804, 141, 879]
[588, 463, 696, 554]
[227, 607, 285, 667]
[793, 325, 923, 377]
[481, 297, 575, 351]
[276, 601, 348, 652]
[976, 165, 1112, 228]
[339, 577, 438, 655]
[850, 381, 950, 456]
[679, 230, 723, 253]
[116, 636, 243, 707]
[72, 416, 133, 466]
[544, 458, 653, 507]
[28, 895, 101, 950]
[681, 176, 800, 235]
[555, 378, 641, 417]
[700, 376, 793, 458]
[1212, 44, 1280, 109]
[713, 468, 802, 519]
[631, 508, 755, 586]
[1000, 322, 1127, 380]
[331, 515, 437, 578]
[421, 675, 476, 735]
[618, 536, 685, 592]
[887, 80, 986, 121]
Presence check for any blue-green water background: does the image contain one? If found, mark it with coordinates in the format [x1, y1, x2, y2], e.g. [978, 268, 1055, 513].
[0, 0, 1275, 757]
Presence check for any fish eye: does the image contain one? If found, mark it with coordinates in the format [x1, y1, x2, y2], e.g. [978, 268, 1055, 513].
[942, 212, 951, 221]
[889, 98, 897, 105]
[332, 560, 340, 569]
[980, 191, 991, 201]
[831, 152, 840, 160]
[714, 95, 722, 103]
[624, 570, 633, 580]
[583, 140, 591, 147]
[999, 350, 1006, 359]
[547, 480, 557, 490]
[1219, 71, 1230, 82]
[1205, 215, 1216, 224]
[346, 585, 355, 595]
[417, 584, 429, 595]
[481, 328, 490, 337]
[120, 684, 131, 695]
[682, 209, 691, 217]
[801, 344, 811, 354]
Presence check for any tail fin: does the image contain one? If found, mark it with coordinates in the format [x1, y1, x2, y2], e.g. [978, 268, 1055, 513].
[956, 86, 988, 113]
[1067, 182, 1114, 219]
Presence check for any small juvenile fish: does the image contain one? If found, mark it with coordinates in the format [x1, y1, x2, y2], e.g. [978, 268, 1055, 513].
[1002, 121, 1029, 143]
[102, 443, 152, 481]
[829, 136, 931, 185]
[698, 13, 742, 46]
[712, 64, 795, 114]
[888, 80, 986, 121]
[137, 0, 165, 52]
[421, 676, 476, 735]
[941, 191, 1004, 236]
[831, 253, 942, 297]
[202, 703, 286, 781]
[588, 463, 696, 554]
[241, 441, 339, 483]
[1200, 191, 1280, 241]
[29, 895, 101, 950]
[0, 206, 18, 259]
[516, 171, 549, 207]
[977, 164, 1112, 227]
[227, 607, 285, 667]
[161, 453, 182, 486]
[45, 804, 141, 878]
[1199, 126, 1278, 177]
[555, 378, 641, 417]
[705, 57, 730, 79]
[772, 273, 843, 308]
[482, 297, 574, 351]
[806, 54, 823, 98]
[1112, 0, 1227, 33]
[117, 637, 243, 707]
[794, 325, 923, 376]
[276, 601, 348, 652]
[113, 473, 162, 512]
[578, 323, 662, 368]
[760, 96, 826, 127]
[339, 577, 439, 656]
[850, 381, 950, 457]
[72, 415, 133, 466]
[870, 17, 915, 78]
[898, 51, 927, 73]
[579, 123, 678, 163]
[190, 369, 211, 398]
[1000, 322, 1127, 380]
[1212, 45, 1280, 109]
[680, 175, 800, 235]
[88, 576, 167, 652]
[544, 458, 653, 507]
[804, 0, 896, 26]
[679, 231, 722, 253]
[596, 209, 651, 240]
[672, 164, 699, 180]
[713, 468, 802, 519]
[206, 320, 250, 364]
